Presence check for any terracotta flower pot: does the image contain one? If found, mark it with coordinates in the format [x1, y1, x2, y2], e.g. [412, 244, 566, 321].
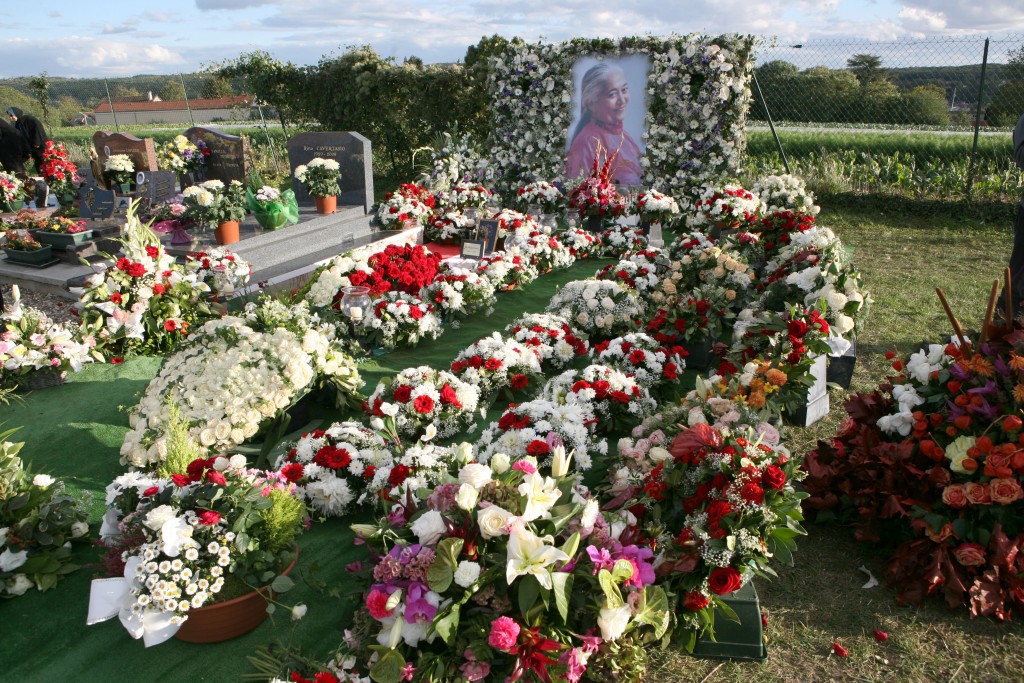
[174, 549, 299, 644]
[215, 220, 240, 245]
[314, 195, 337, 214]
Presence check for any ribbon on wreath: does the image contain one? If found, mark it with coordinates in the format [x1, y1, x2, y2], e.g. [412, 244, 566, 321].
[86, 555, 182, 647]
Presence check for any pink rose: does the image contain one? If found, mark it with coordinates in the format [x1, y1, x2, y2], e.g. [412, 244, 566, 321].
[964, 482, 991, 505]
[990, 478, 1024, 505]
[488, 616, 520, 652]
[941, 484, 968, 509]
[953, 542, 987, 567]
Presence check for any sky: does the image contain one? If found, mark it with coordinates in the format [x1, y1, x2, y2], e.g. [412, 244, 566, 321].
[2, 0, 1024, 78]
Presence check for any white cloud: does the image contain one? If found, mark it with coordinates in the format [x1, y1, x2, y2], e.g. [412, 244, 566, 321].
[896, 1, 1024, 32]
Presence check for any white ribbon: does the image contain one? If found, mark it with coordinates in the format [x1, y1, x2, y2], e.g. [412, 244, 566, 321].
[86, 556, 182, 647]
[827, 334, 853, 358]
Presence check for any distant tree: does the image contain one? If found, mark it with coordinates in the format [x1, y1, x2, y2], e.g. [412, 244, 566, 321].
[111, 84, 142, 100]
[847, 54, 886, 86]
[0, 86, 39, 118]
[901, 84, 950, 125]
[755, 60, 799, 81]
[200, 76, 233, 99]
[27, 72, 50, 128]
[159, 78, 186, 101]
[54, 95, 85, 126]
[403, 56, 424, 69]
[986, 45, 1024, 127]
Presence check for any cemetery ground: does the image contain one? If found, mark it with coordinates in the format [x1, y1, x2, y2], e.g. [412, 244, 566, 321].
[5, 200, 1023, 682]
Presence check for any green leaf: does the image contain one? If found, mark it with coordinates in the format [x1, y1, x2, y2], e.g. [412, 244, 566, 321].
[271, 575, 294, 593]
[265, 603, 276, 615]
[434, 604, 461, 644]
[560, 531, 580, 560]
[612, 558, 635, 583]
[633, 586, 671, 639]
[427, 560, 454, 593]
[369, 648, 406, 683]
[598, 568, 623, 608]
[551, 571, 573, 624]
[436, 537, 464, 568]
[518, 575, 540, 616]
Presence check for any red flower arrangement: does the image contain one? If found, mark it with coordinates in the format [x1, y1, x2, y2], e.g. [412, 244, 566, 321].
[39, 141, 79, 197]
[753, 209, 816, 259]
[567, 145, 627, 220]
[346, 244, 441, 296]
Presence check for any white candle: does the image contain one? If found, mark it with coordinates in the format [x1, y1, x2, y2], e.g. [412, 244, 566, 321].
[349, 306, 363, 321]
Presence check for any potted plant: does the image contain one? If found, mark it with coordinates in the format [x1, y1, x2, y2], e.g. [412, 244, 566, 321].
[248, 184, 299, 231]
[293, 157, 341, 214]
[89, 452, 310, 646]
[103, 154, 136, 194]
[0, 171, 24, 212]
[39, 141, 79, 205]
[2, 230, 52, 266]
[32, 216, 92, 248]
[182, 179, 247, 245]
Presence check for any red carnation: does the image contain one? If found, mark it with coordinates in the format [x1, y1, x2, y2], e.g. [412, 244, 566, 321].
[205, 470, 227, 486]
[484, 357, 503, 371]
[684, 591, 710, 610]
[388, 463, 411, 486]
[126, 262, 146, 278]
[510, 374, 529, 390]
[526, 440, 551, 456]
[110, 292, 123, 304]
[408, 306, 424, 320]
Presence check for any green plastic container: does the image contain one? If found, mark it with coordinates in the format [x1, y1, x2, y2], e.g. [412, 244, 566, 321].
[4, 245, 54, 266]
[693, 582, 768, 662]
[33, 230, 93, 248]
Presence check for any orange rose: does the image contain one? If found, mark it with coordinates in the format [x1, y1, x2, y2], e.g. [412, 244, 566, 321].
[964, 482, 991, 505]
[953, 542, 987, 567]
[941, 484, 968, 509]
[989, 478, 1024, 505]
[925, 522, 954, 543]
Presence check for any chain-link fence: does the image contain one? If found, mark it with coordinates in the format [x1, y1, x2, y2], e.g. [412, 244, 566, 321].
[748, 34, 1024, 200]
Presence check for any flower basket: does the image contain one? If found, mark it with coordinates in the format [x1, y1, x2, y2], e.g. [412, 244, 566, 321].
[314, 195, 337, 215]
[33, 230, 93, 248]
[173, 548, 299, 644]
[1, 199, 24, 213]
[18, 368, 67, 392]
[4, 245, 53, 266]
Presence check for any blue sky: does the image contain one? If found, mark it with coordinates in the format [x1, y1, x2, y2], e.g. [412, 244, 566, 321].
[2, 0, 1023, 77]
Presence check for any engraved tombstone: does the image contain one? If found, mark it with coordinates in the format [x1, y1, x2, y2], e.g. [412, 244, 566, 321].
[286, 132, 374, 214]
[184, 127, 250, 184]
[92, 131, 159, 181]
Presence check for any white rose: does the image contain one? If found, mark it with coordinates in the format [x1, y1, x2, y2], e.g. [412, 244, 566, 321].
[143, 504, 176, 532]
[490, 453, 511, 474]
[476, 504, 514, 539]
[32, 474, 54, 488]
[6, 573, 33, 596]
[601, 296, 615, 310]
[70, 521, 90, 538]
[648, 446, 672, 463]
[456, 483, 479, 511]
[0, 548, 29, 572]
[212, 456, 230, 471]
[458, 463, 493, 489]
[229, 454, 248, 470]
[409, 509, 447, 546]
[597, 603, 633, 641]
[454, 441, 474, 464]
[453, 560, 481, 588]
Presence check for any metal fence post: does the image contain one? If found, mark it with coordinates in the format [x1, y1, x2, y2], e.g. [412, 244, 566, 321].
[751, 72, 790, 174]
[103, 79, 119, 132]
[181, 74, 195, 127]
[966, 37, 990, 200]
[256, 101, 280, 173]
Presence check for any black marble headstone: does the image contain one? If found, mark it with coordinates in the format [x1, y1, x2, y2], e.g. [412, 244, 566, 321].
[184, 127, 250, 184]
[78, 184, 115, 220]
[286, 132, 374, 214]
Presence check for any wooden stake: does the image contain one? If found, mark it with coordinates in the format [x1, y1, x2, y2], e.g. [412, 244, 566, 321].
[936, 287, 968, 349]
[980, 279, 1000, 346]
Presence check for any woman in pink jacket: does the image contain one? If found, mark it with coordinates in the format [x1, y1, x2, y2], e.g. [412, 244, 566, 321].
[565, 62, 643, 185]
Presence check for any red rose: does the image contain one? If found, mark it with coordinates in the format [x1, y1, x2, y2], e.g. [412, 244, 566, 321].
[510, 374, 528, 390]
[205, 470, 227, 486]
[708, 567, 742, 595]
[142, 486, 159, 497]
[388, 463, 411, 487]
[592, 380, 610, 399]
[484, 357, 503, 371]
[170, 474, 190, 487]
[197, 510, 222, 526]
[413, 395, 435, 414]
[787, 319, 808, 337]
[953, 542, 986, 566]
[186, 457, 209, 482]
[392, 385, 413, 403]
[761, 465, 786, 490]
[609, 390, 631, 404]
[941, 483, 969, 509]
[439, 384, 461, 407]
[126, 262, 146, 278]
[408, 306, 424, 320]
[964, 482, 991, 505]
[739, 482, 764, 505]
[989, 478, 1023, 505]
[526, 440, 551, 456]
[281, 463, 304, 482]
[684, 591, 710, 610]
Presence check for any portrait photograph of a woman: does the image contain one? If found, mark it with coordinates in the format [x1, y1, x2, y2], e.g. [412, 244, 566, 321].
[565, 54, 650, 185]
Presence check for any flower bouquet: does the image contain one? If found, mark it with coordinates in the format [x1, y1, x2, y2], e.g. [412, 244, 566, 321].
[156, 135, 208, 174]
[595, 258, 661, 299]
[749, 173, 820, 217]
[276, 422, 394, 517]
[304, 250, 377, 308]
[342, 448, 671, 683]
[519, 231, 574, 273]
[560, 228, 602, 260]
[541, 364, 657, 434]
[104, 154, 136, 190]
[476, 398, 603, 469]
[1, 430, 90, 598]
[444, 183, 492, 211]
[366, 292, 443, 350]
[375, 183, 435, 230]
[545, 279, 644, 339]
[450, 332, 544, 398]
[649, 290, 736, 347]
[608, 423, 806, 647]
[419, 267, 496, 322]
[475, 249, 538, 291]
[660, 237, 753, 303]
[679, 376, 784, 444]
[591, 332, 684, 394]
[89, 455, 307, 646]
[505, 312, 590, 373]
[247, 184, 300, 231]
[0, 171, 24, 207]
[633, 189, 680, 226]
[294, 158, 341, 198]
[567, 148, 627, 223]
[119, 298, 364, 468]
[517, 180, 564, 214]
[364, 367, 481, 440]
[425, 211, 474, 244]
[0, 304, 95, 390]
[184, 247, 252, 294]
[598, 225, 647, 259]
[367, 244, 442, 296]
[492, 208, 538, 241]
[39, 141, 79, 199]
[687, 182, 760, 232]
[753, 210, 817, 260]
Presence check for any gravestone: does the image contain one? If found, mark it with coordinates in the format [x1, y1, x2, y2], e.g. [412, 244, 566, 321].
[92, 132, 159, 179]
[184, 127, 249, 184]
[286, 132, 374, 213]
[135, 170, 177, 214]
[78, 185, 115, 220]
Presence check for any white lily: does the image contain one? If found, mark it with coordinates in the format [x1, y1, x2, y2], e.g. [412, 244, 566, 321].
[517, 472, 561, 522]
[550, 445, 572, 478]
[505, 523, 569, 590]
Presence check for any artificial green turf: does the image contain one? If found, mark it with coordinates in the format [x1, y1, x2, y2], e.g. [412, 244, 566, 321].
[0, 257, 615, 683]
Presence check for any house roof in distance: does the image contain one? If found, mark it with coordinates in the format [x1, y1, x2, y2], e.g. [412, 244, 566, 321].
[93, 95, 253, 114]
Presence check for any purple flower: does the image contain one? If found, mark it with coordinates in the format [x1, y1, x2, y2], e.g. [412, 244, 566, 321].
[586, 545, 615, 574]
[403, 582, 438, 624]
[616, 544, 656, 588]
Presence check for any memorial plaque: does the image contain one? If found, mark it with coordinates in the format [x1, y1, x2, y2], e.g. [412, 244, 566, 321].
[185, 127, 250, 184]
[478, 220, 501, 254]
[78, 185, 115, 220]
[92, 131, 158, 176]
[137, 171, 177, 214]
[286, 132, 374, 213]
[459, 239, 485, 260]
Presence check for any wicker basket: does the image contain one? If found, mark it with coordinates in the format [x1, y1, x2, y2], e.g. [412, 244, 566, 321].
[20, 369, 67, 391]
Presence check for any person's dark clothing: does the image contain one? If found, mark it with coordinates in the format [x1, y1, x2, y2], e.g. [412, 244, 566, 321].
[0, 117, 27, 173]
[1001, 114, 1024, 319]
[7, 107, 48, 169]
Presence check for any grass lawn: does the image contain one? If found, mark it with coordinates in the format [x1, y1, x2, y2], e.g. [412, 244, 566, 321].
[650, 202, 1024, 682]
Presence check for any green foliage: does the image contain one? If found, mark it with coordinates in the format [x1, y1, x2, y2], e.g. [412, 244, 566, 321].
[259, 489, 307, 554]
[200, 75, 234, 99]
[155, 399, 203, 478]
[159, 78, 186, 102]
